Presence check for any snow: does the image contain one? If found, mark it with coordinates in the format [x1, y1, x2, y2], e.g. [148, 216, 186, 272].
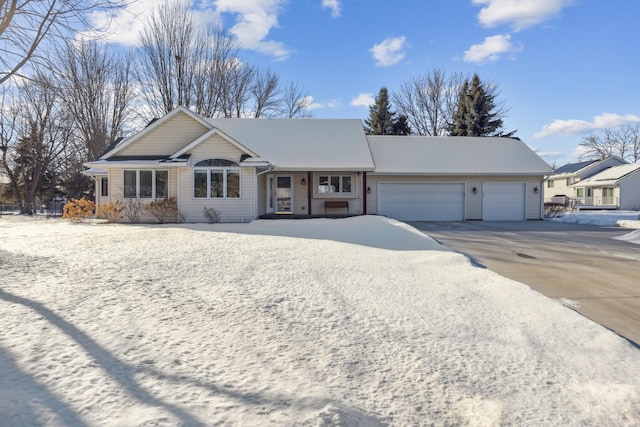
[551, 210, 640, 244]
[1, 215, 639, 426]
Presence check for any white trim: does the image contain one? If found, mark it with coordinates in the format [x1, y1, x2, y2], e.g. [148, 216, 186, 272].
[192, 160, 242, 200]
[122, 169, 170, 200]
[101, 106, 212, 160]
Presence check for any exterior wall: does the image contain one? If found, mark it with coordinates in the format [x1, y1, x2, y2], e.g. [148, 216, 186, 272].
[102, 167, 179, 222]
[620, 177, 640, 210]
[309, 172, 363, 215]
[177, 134, 255, 222]
[367, 175, 544, 220]
[544, 175, 576, 200]
[116, 111, 209, 157]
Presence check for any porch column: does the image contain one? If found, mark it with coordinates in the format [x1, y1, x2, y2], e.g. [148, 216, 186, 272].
[307, 171, 312, 216]
[362, 171, 367, 215]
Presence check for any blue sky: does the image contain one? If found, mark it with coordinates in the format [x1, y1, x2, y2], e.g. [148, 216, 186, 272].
[97, 0, 640, 167]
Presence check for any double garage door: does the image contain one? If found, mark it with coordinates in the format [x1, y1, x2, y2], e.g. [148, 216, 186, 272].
[378, 182, 526, 221]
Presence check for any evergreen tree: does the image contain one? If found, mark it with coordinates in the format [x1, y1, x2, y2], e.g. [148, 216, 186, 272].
[448, 74, 513, 137]
[365, 87, 396, 135]
[365, 87, 413, 135]
[392, 114, 412, 135]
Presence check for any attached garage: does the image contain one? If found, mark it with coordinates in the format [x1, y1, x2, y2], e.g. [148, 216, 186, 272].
[482, 182, 526, 221]
[378, 183, 465, 221]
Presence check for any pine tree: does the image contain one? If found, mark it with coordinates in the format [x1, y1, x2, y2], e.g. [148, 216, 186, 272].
[365, 87, 395, 135]
[448, 74, 512, 137]
[365, 87, 412, 135]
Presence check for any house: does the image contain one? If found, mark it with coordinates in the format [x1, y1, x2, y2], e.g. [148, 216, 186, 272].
[84, 107, 553, 223]
[569, 163, 640, 210]
[543, 156, 627, 205]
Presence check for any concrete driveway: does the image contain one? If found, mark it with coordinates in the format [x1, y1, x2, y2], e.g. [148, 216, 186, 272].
[409, 220, 640, 345]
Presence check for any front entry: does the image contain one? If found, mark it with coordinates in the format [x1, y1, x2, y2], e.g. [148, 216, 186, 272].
[269, 175, 293, 214]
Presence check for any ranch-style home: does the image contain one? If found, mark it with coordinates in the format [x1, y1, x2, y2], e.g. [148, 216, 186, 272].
[84, 106, 553, 223]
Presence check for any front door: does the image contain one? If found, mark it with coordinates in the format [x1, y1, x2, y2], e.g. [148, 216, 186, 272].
[270, 176, 293, 214]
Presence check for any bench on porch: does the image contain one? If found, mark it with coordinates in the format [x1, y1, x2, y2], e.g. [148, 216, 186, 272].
[324, 200, 349, 214]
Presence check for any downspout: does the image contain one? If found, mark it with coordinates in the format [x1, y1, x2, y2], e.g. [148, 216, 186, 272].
[255, 164, 273, 219]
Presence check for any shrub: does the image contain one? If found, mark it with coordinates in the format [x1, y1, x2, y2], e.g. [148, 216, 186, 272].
[62, 198, 95, 223]
[146, 197, 179, 224]
[96, 201, 123, 223]
[544, 202, 565, 219]
[124, 198, 143, 223]
[203, 206, 219, 224]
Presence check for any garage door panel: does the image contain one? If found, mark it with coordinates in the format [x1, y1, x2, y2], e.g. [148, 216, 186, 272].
[483, 182, 525, 221]
[378, 183, 465, 221]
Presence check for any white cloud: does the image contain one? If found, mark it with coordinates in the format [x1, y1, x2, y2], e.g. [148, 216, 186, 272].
[304, 96, 341, 110]
[463, 34, 521, 63]
[322, 0, 341, 18]
[534, 113, 640, 139]
[214, 0, 290, 60]
[369, 36, 406, 67]
[472, 0, 572, 32]
[94, 0, 291, 59]
[86, 0, 159, 47]
[351, 93, 375, 108]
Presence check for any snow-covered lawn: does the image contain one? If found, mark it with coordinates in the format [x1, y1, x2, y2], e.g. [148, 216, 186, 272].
[551, 210, 640, 245]
[1, 215, 639, 426]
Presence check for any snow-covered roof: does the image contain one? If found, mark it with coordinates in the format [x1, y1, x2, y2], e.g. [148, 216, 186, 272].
[206, 118, 375, 171]
[550, 156, 627, 178]
[574, 163, 640, 187]
[367, 136, 553, 175]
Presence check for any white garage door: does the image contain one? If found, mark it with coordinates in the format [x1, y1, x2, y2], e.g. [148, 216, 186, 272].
[378, 183, 465, 221]
[482, 182, 526, 221]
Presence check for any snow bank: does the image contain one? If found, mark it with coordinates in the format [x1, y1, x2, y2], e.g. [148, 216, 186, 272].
[551, 210, 640, 244]
[0, 215, 639, 426]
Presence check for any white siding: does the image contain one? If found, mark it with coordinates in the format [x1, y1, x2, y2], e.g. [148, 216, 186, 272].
[619, 178, 640, 210]
[177, 134, 255, 222]
[117, 111, 209, 157]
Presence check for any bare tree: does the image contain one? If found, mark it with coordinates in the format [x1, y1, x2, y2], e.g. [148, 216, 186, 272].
[0, 0, 130, 85]
[136, 0, 196, 117]
[393, 69, 467, 136]
[0, 72, 71, 213]
[580, 124, 640, 162]
[280, 82, 313, 118]
[56, 40, 134, 161]
[252, 68, 280, 118]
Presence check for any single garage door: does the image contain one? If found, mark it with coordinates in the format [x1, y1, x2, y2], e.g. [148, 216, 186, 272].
[482, 182, 526, 221]
[378, 183, 465, 221]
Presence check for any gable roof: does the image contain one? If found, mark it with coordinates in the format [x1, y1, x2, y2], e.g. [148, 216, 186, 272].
[367, 136, 553, 175]
[100, 106, 212, 160]
[171, 127, 259, 159]
[205, 118, 375, 171]
[574, 163, 640, 187]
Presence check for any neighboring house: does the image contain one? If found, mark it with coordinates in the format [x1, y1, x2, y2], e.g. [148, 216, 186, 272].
[84, 107, 553, 223]
[569, 163, 640, 210]
[543, 156, 627, 204]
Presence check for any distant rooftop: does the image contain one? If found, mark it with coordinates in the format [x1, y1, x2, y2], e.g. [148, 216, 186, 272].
[553, 159, 597, 174]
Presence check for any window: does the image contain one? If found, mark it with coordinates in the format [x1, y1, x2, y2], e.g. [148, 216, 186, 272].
[318, 175, 352, 193]
[576, 188, 584, 197]
[547, 180, 554, 188]
[100, 177, 108, 197]
[193, 159, 240, 199]
[123, 170, 169, 199]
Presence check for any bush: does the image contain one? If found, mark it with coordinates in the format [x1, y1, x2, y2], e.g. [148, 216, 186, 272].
[62, 198, 95, 223]
[146, 197, 179, 224]
[124, 198, 143, 223]
[96, 201, 123, 223]
[203, 206, 219, 224]
[544, 203, 565, 219]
